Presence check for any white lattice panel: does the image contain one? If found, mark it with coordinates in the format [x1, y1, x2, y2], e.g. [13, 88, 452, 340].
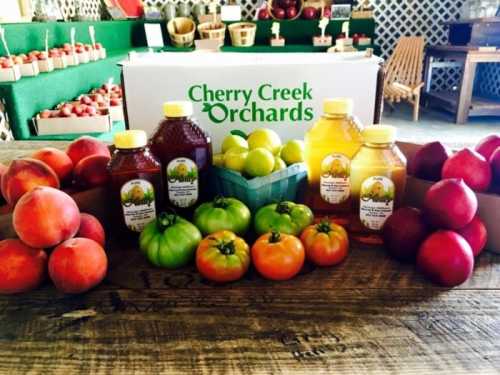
[58, 0, 101, 20]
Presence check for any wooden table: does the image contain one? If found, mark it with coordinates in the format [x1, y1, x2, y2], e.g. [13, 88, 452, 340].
[423, 45, 500, 124]
[1, 142, 500, 374]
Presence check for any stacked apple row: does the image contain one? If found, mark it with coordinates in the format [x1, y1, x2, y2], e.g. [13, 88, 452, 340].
[34, 83, 123, 136]
[0, 42, 106, 83]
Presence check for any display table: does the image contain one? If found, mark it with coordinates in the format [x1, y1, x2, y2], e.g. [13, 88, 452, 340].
[423, 46, 500, 124]
[0, 231, 498, 373]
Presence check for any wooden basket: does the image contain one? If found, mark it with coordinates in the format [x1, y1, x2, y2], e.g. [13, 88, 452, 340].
[167, 17, 196, 48]
[228, 22, 257, 47]
[198, 22, 227, 45]
[267, 0, 303, 20]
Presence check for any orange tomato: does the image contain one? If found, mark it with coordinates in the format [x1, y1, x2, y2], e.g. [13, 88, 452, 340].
[300, 220, 349, 266]
[196, 231, 250, 283]
[251, 232, 305, 281]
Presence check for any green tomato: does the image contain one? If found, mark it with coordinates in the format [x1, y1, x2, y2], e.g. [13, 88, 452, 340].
[194, 196, 251, 236]
[254, 201, 314, 236]
[139, 212, 202, 269]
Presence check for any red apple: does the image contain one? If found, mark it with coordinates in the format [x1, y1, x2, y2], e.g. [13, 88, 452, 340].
[286, 6, 297, 18]
[383, 207, 430, 262]
[59, 107, 72, 118]
[94, 43, 102, 50]
[280, 0, 292, 8]
[475, 134, 500, 161]
[258, 8, 271, 19]
[85, 106, 97, 116]
[39, 110, 51, 119]
[322, 6, 331, 18]
[417, 230, 474, 287]
[273, 7, 286, 19]
[424, 178, 477, 230]
[80, 95, 93, 105]
[110, 98, 121, 107]
[442, 148, 492, 192]
[490, 148, 500, 194]
[1, 60, 12, 69]
[302, 6, 317, 19]
[457, 216, 487, 257]
[72, 105, 84, 116]
[411, 141, 451, 181]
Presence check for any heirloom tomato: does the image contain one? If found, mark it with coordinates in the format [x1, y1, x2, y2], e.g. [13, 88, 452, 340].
[139, 212, 202, 269]
[251, 231, 305, 281]
[254, 201, 313, 236]
[194, 196, 251, 236]
[300, 220, 349, 266]
[196, 230, 250, 283]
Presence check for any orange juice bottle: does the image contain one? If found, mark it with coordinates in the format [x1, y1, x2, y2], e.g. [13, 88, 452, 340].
[304, 98, 363, 222]
[349, 125, 407, 244]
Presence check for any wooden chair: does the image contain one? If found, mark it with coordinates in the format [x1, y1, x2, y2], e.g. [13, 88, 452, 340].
[384, 36, 425, 122]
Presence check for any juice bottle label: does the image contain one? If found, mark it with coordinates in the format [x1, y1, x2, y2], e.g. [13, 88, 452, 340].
[166, 158, 199, 208]
[120, 179, 157, 232]
[359, 176, 395, 230]
[320, 153, 350, 204]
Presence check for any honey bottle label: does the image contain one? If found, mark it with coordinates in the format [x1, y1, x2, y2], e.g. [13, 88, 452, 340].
[320, 153, 351, 204]
[359, 176, 395, 230]
[166, 158, 199, 208]
[121, 179, 157, 232]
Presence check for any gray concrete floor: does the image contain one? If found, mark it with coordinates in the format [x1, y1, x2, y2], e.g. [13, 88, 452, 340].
[383, 103, 500, 149]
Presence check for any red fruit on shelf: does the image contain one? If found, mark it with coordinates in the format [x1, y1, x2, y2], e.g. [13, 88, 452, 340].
[383, 207, 430, 262]
[258, 8, 270, 20]
[424, 178, 478, 230]
[72, 105, 84, 116]
[80, 95, 93, 105]
[110, 98, 121, 106]
[77, 213, 106, 247]
[94, 43, 103, 50]
[59, 107, 72, 118]
[85, 106, 97, 116]
[280, 0, 292, 8]
[417, 230, 474, 287]
[322, 6, 331, 18]
[273, 7, 286, 19]
[39, 110, 51, 119]
[442, 148, 492, 192]
[457, 216, 488, 257]
[286, 6, 297, 18]
[302, 6, 318, 19]
[475, 134, 500, 161]
[411, 141, 451, 181]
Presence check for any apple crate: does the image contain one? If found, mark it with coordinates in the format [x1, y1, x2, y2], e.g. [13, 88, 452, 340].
[38, 58, 54, 73]
[34, 111, 112, 136]
[53, 55, 68, 69]
[0, 65, 21, 82]
[77, 51, 90, 64]
[20, 61, 39, 77]
[210, 163, 307, 212]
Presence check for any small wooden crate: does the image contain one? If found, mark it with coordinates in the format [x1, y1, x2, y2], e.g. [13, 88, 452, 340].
[168, 17, 196, 48]
[198, 22, 227, 45]
[228, 22, 256, 47]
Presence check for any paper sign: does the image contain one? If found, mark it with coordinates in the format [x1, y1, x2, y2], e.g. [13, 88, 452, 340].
[194, 39, 221, 52]
[144, 23, 164, 47]
[271, 22, 280, 39]
[89, 25, 96, 46]
[221, 5, 241, 21]
[70, 27, 76, 52]
[45, 30, 49, 54]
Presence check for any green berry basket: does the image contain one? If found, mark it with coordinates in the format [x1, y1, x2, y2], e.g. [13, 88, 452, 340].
[210, 163, 308, 212]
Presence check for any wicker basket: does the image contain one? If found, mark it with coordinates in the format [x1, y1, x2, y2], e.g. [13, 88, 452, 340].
[267, 0, 303, 20]
[228, 22, 256, 47]
[167, 17, 196, 48]
[198, 22, 227, 45]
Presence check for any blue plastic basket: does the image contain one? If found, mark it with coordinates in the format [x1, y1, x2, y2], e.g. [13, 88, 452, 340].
[210, 163, 308, 212]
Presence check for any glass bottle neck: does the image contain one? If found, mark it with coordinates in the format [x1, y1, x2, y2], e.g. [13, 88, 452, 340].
[363, 142, 395, 149]
[116, 146, 148, 154]
[165, 116, 190, 121]
[322, 113, 350, 120]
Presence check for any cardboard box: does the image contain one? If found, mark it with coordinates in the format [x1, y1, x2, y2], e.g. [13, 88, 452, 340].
[0, 65, 21, 82]
[34, 111, 112, 136]
[37, 58, 54, 73]
[66, 53, 79, 66]
[398, 142, 500, 254]
[89, 49, 100, 61]
[98, 48, 107, 59]
[77, 51, 90, 64]
[122, 52, 383, 149]
[20, 61, 39, 76]
[53, 55, 68, 69]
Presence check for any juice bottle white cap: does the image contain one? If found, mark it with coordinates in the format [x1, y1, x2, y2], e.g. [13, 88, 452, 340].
[323, 98, 353, 116]
[163, 101, 193, 117]
[362, 125, 397, 144]
[114, 130, 147, 149]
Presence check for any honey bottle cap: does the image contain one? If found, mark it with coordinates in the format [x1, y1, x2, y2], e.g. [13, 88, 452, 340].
[362, 125, 397, 144]
[163, 101, 193, 117]
[323, 98, 353, 116]
[114, 130, 148, 149]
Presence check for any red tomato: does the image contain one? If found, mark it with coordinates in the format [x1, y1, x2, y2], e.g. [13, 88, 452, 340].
[196, 231, 250, 283]
[300, 220, 349, 266]
[251, 232, 304, 281]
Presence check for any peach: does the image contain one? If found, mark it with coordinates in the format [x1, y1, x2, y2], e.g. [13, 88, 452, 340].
[457, 216, 488, 257]
[0, 162, 7, 201]
[417, 230, 474, 287]
[49, 238, 107, 294]
[13, 186, 80, 248]
[74, 155, 111, 189]
[66, 136, 110, 166]
[0, 239, 47, 294]
[31, 147, 74, 183]
[77, 213, 105, 246]
[1, 158, 60, 205]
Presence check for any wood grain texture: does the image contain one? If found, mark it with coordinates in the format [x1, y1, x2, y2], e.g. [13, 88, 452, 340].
[0, 240, 499, 374]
